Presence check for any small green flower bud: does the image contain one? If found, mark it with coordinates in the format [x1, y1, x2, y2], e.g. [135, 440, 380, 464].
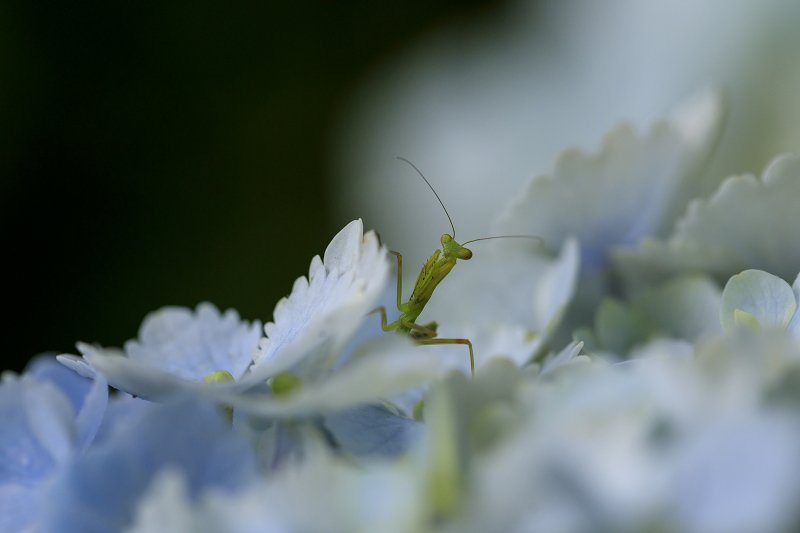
[271, 372, 301, 397]
[413, 399, 425, 422]
[204, 370, 235, 385]
[203, 370, 235, 423]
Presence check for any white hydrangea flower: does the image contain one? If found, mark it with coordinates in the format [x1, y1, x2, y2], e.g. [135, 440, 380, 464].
[127, 446, 423, 533]
[470, 334, 800, 533]
[248, 219, 391, 382]
[57, 302, 261, 400]
[221, 336, 447, 419]
[494, 89, 724, 272]
[124, 303, 261, 381]
[56, 220, 399, 403]
[615, 154, 800, 286]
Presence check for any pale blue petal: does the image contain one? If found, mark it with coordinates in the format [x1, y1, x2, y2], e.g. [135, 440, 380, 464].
[124, 302, 261, 382]
[27, 356, 111, 455]
[0, 379, 61, 485]
[90, 393, 150, 448]
[26, 355, 93, 415]
[0, 484, 39, 533]
[256, 422, 308, 473]
[324, 404, 425, 457]
[56, 354, 98, 380]
[75, 374, 109, 454]
[495, 90, 724, 271]
[20, 379, 75, 470]
[41, 399, 257, 533]
[77, 343, 188, 401]
[673, 416, 800, 533]
[0, 374, 82, 533]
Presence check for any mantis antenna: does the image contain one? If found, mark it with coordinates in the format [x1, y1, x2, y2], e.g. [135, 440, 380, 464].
[462, 235, 544, 245]
[397, 156, 456, 239]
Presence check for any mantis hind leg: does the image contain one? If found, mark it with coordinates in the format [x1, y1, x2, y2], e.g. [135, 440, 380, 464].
[400, 319, 473, 376]
[416, 337, 474, 377]
[401, 319, 437, 338]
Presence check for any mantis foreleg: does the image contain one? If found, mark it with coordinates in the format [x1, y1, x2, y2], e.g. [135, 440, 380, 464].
[370, 306, 398, 332]
[389, 250, 403, 312]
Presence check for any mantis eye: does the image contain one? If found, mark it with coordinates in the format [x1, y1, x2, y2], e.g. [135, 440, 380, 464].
[460, 249, 473, 260]
[441, 234, 452, 245]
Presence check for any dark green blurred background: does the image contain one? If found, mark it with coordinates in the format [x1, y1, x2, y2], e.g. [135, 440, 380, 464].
[0, 1, 499, 372]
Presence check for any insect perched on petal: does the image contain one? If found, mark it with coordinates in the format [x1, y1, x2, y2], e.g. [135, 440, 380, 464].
[371, 158, 542, 376]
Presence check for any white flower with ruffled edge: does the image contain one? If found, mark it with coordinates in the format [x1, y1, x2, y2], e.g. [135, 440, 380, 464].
[615, 154, 800, 287]
[495, 89, 725, 273]
[57, 220, 444, 417]
[247, 219, 391, 381]
[720, 269, 800, 339]
[125, 303, 261, 381]
[57, 302, 261, 400]
[492, 89, 725, 335]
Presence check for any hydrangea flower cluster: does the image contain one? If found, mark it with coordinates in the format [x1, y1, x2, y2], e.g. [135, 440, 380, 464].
[3, 90, 800, 533]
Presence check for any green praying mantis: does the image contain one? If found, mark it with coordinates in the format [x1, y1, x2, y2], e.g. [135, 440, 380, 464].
[371, 158, 541, 376]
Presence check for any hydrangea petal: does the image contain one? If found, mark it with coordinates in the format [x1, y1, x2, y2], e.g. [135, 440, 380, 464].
[672, 416, 800, 533]
[720, 270, 797, 333]
[26, 355, 94, 416]
[0, 484, 40, 533]
[124, 469, 220, 533]
[224, 337, 445, 418]
[495, 90, 724, 271]
[539, 341, 586, 378]
[57, 302, 260, 400]
[129, 447, 421, 533]
[73, 343, 189, 401]
[324, 404, 425, 458]
[90, 393, 150, 448]
[249, 220, 390, 382]
[74, 372, 109, 454]
[0, 376, 71, 486]
[615, 154, 800, 285]
[124, 302, 261, 382]
[0, 368, 106, 533]
[41, 399, 256, 533]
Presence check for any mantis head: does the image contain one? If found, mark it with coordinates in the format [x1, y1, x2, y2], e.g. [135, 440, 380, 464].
[441, 234, 473, 260]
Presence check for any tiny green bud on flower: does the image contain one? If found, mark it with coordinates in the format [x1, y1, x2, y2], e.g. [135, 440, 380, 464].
[271, 372, 301, 397]
[413, 399, 425, 422]
[204, 370, 235, 385]
[203, 370, 235, 422]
